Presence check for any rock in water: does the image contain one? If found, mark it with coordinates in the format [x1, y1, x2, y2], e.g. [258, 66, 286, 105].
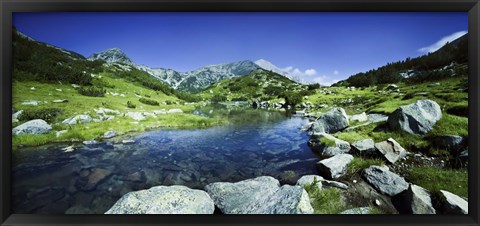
[204, 176, 313, 214]
[76, 168, 112, 191]
[363, 165, 408, 196]
[387, 99, 442, 135]
[440, 190, 468, 214]
[12, 119, 52, 135]
[103, 130, 116, 139]
[310, 108, 349, 134]
[105, 185, 214, 214]
[374, 138, 407, 164]
[316, 154, 354, 179]
[351, 139, 376, 155]
[405, 184, 436, 214]
[308, 133, 351, 156]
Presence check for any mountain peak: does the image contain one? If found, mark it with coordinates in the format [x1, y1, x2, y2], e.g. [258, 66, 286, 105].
[88, 48, 134, 65]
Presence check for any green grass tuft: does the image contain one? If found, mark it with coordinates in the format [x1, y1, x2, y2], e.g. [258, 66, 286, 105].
[406, 166, 467, 198]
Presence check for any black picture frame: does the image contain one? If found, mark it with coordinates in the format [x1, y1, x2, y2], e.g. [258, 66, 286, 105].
[1, 0, 479, 225]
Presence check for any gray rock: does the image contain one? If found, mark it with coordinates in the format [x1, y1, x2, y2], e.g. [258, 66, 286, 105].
[432, 135, 465, 150]
[102, 115, 115, 121]
[363, 165, 408, 196]
[153, 110, 167, 115]
[296, 175, 323, 191]
[12, 110, 23, 123]
[316, 154, 354, 179]
[351, 139, 376, 155]
[22, 100, 39, 106]
[83, 140, 97, 145]
[62, 115, 92, 125]
[367, 114, 388, 123]
[52, 99, 68, 103]
[388, 99, 442, 135]
[440, 190, 468, 214]
[168, 109, 183, 114]
[308, 133, 351, 156]
[405, 184, 436, 214]
[122, 139, 135, 144]
[105, 185, 214, 214]
[12, 119, 52, 135]
[125, 112, 146, 121]
[386, 84, 398, 90]
[374, 138, 407, 164]
[95, 108, 120, 116]
[56, 130, 68, 137]
[310, 108, 349, 134]
[350, 112, 368, 122]
[340, 207, 372, 214]
[103, 130, 116, 139]
[205, 176, 313, 214]
[322, 180, 349, 190]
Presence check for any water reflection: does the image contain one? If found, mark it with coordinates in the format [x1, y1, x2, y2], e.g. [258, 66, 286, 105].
[12, 105, 318, 214]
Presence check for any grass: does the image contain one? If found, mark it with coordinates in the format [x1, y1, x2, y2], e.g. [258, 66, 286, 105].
[347, 157, 384, 175]
[12, 71, 228, 149]
[406, 166, 468, 198]
[302, 178, 347, 214]
[320, 136, 336, 147]
[429, 113, 468, 138]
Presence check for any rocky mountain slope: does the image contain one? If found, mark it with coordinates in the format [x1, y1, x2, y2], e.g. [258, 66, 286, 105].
[88, 48, 299, 93]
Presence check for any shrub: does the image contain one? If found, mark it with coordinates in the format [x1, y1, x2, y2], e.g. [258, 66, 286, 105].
[127, 101, 136, 109]
[211, 94, 227, 103]
[78, 86, 106, 97]
[308, 83, 320, 90]
[139, 97, 159, 106]
[18, 108, 62, 123]
[165, 100, 173, 105]
[281, 92, 303, 107]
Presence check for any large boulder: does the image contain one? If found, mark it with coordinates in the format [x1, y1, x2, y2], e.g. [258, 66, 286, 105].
[12, 119, 52, 135]
[440, 190, 468, 214]
[351, 139, 376, 155]
[363, 165, 408, 196]
[316, 154, 354, 179]
[310, 108, 349, 134]
[374, 138, 407, 164]
[388, 99, 442, 135]
[204, 176, 313, 214]
[308, 133, 351, 156]
[62, 115, 92, 125]
[403, 184, 436, 214]
[105, 185, 215, 214]
[431, 135, 465, 150]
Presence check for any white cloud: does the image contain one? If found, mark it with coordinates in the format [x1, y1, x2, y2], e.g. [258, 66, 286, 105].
[282, 66, 317, 77]
[333, 70, 339, 75]
[311, 75, 338, 86]
[305, 69, 317, 76]
[418, 31, 467, 54]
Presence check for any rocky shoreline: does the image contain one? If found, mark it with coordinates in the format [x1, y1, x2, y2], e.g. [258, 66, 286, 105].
[103, 99, 468, 215]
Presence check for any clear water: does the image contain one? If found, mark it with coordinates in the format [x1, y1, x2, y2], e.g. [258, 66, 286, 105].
[12, 105, 318, 214]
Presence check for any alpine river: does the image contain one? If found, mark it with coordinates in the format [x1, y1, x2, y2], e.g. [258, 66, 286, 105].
[12, 104, 319, 214]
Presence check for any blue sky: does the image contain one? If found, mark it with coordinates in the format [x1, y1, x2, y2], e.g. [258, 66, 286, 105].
[13, 12, 467, 85]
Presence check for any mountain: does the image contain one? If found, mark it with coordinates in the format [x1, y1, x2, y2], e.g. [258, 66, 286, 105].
[334, 33, 468, 87]
[254, 59, 291, 77]
[88, 48, 135, 65]
[88, 47, 262, 93]
[199, 68, 306, 102]
[176, 60, 260, 93]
